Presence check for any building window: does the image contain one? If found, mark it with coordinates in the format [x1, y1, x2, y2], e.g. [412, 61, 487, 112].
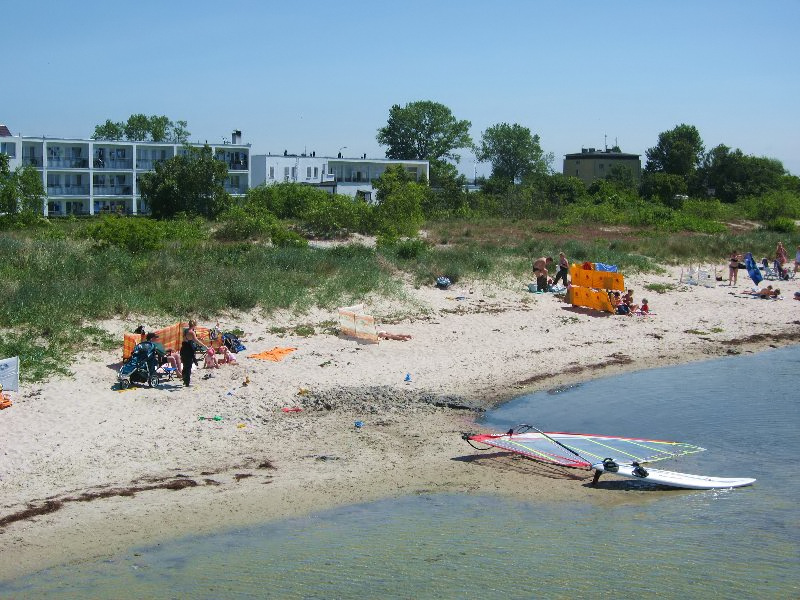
[284, 166, 290, 181]
[269, 166, 274, 179]
[1, 142, 17, 157]
[307, 166, 312, 179]
[313, 167, 318, 178]
[291, 167, 297, 179]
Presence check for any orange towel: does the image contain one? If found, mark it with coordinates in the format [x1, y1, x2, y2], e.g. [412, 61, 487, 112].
[248, 347, 298, 362]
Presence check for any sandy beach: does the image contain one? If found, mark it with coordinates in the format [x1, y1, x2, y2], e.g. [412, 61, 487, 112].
[1, 264, 799, 580]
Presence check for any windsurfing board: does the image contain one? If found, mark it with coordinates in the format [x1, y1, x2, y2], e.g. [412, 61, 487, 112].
[592, 462, 755, 489]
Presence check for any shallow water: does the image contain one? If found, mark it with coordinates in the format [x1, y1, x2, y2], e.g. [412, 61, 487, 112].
[2, 346, 799, 599]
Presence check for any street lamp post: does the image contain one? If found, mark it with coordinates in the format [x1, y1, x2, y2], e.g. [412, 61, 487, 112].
[338, 146, 347, 158]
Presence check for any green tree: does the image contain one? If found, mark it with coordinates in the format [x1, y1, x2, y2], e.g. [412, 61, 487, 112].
[605, 164, 637, 191]
[138, 145, 230, 218]
[170, 120, 190, 143]
[92, 119, 125, 140]
[645, 124, 704, 177]
[123, 114, 152, 141]
[640, 171, 688, 207]
[372, 165, 427, 237]
[475, 122, 553, 183]
[91, 115, 190, 142]
[376, 100, 472, 186]
[697, 144, 786, 203]
[0, 154, 46, 214]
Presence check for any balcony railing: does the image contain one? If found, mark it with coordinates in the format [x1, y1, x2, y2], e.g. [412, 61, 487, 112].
[48, 185, 90, 196]
[23, 157, 42, 167]
[135, 159, 165, 170]
[47, 157, 90, 169]
[224, 185, 248, 194]
[93, 185, 133, 196]
[93, 158, 133, 169]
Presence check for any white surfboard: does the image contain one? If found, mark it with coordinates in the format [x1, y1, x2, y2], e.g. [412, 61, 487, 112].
[592, 462, 756, 490]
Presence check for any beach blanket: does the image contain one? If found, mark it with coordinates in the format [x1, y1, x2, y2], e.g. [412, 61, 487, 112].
[248, 347, 298, 361]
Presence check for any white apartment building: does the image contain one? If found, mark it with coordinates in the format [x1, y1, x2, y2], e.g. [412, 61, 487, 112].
[0, 127, 250, 216]
[251, 152, 429, 202]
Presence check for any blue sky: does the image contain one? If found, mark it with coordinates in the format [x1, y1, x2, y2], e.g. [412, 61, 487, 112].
[4, 0, 799, 176]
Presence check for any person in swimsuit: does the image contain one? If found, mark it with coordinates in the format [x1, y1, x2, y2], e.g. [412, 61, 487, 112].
[728, 251, 741, 286]
[180, 319, 207, 387]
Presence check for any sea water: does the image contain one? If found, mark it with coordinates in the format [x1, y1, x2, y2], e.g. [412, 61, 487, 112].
[2, 346, 798, 599]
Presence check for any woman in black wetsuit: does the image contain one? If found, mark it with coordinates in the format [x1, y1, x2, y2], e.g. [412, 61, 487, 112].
[180, 319, 206, 387]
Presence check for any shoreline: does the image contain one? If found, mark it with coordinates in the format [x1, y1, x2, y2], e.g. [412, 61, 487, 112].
[2, 266, 799, 581]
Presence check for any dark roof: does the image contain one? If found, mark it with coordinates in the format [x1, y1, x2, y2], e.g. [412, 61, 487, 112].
[564, 150, 639, 160]
[0, 125, 12, 137]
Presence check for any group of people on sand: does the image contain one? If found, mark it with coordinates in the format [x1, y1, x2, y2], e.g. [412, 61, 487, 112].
[610, 289, 649, 316]
[137, 320, 238, 388]
[532, 252, 570, 292]
[728, 241, 799, 286]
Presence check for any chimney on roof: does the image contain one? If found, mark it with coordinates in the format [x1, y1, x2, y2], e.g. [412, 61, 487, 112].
[284, 150, 288, 156]
[232, 130, 242, 144]
[363, 153, 366, 159]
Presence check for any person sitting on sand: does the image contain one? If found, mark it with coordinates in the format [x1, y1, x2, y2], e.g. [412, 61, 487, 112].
[163, 348, 182, 377]
[532, 256, 553, 292]
[623, 289, 639, 314]
[218, 345, 238, 364]
[640, 298, 650, 314]
[612, 291, 630, 315]
[204, 346, 220, 369]
[378, 331, 412, 341]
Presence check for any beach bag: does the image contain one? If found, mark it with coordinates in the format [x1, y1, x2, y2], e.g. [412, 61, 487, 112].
[435, 276, 451, 289]
[222, 333, 246, 353]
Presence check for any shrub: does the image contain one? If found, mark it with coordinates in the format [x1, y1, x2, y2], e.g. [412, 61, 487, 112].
[78, 215, 166, 253]
[765, 217, 797, 234]
[214, 204, 277, 241]
[270, 224, 308, 248]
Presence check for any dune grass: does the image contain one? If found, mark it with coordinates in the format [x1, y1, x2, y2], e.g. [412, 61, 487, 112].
[1, 215, 790, 382]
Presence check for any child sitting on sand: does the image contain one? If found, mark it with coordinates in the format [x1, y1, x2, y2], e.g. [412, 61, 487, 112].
[204, 346, 220, 369]
[640, 298, 650, 314]
[218, 345, 238, 364]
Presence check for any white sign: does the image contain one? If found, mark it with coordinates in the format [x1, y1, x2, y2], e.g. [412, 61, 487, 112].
[0, 356, 20, 392]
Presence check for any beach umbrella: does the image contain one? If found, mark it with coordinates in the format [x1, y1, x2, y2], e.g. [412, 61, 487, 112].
[743, 252, 763, 286]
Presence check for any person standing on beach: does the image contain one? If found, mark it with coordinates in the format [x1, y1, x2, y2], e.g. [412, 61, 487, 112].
[728, 250, 741, 286]
[180, 319, 206, 387]
[552, 252, 570, 288]
[533, 256, 553, 292]
[776, 241, 788, 266]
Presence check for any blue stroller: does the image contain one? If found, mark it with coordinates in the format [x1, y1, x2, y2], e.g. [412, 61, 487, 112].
[118, 341, 162, 389]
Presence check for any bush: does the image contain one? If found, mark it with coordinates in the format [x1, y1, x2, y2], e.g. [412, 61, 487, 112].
[300, 195, 373, 238]
[738, 190, 800, 222]
[214, 204, 277, 241]
[270, 224, 308, 248]
[765, 217, 797, 234]
[78, 216, 166, 253]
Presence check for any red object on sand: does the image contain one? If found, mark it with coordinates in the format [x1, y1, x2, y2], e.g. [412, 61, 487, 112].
[281, 407, 303, 413]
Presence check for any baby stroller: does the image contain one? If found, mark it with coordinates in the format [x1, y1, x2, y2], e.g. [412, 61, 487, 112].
[118, 341, 162, 389]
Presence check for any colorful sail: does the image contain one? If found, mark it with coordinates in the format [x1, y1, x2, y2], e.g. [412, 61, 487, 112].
[469, 428, 705, 468]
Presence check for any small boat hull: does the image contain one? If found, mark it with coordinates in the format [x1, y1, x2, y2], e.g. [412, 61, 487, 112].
[593, 463, 756, 489]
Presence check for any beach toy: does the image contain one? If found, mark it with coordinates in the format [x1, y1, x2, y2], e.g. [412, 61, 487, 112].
[281, 407, 303, 413]
[237, 423, 247, 429]
[354, 420, 364, 429]
[404, 373, 412, 382]
[213, 415, 223, 421]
